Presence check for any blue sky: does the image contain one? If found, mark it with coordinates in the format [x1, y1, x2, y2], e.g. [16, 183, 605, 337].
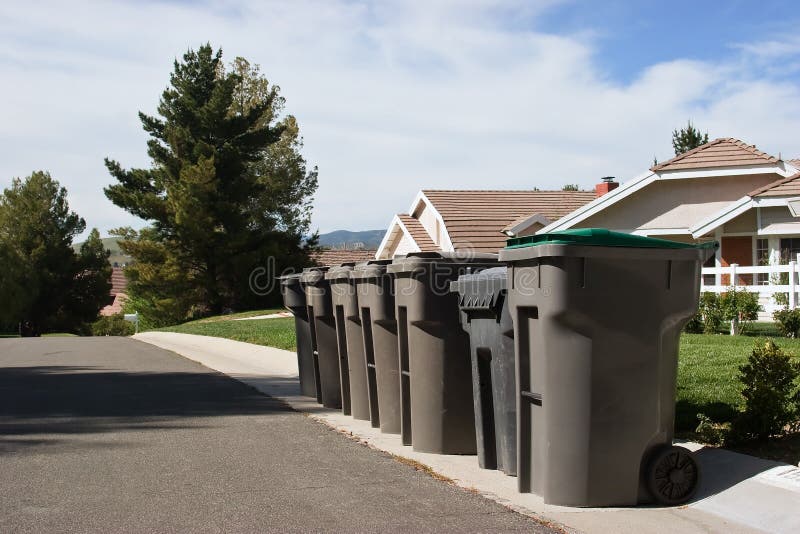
[1, 0, 799, 240]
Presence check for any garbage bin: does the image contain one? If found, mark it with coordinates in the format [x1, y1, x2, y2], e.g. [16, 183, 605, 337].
[279, 273, 320, 400]
[451, 267, 516, 475]
[300, 267, 342, 409]
[352, 259, 399, 433]
[499, 229, 716, 507]
[326, 263, 371, 420]
[389, 252, 499, 453]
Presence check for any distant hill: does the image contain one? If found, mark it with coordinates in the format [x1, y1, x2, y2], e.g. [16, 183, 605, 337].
[317, 229, 384, 249]
[73, 236, 132, 266]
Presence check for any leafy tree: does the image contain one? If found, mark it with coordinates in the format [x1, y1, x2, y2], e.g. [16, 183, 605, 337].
[561, 184, 580, 191]
[0, 171, 111, 334]
[105, 45, 317, 322]
[672, 120, 709, 155]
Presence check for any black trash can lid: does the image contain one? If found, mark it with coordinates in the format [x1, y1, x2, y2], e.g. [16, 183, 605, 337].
[387, 251, 499, 274]
[450, 266, 507, 294]
[505, 228, 717, 251]
[324, 262, 357, 281]
[299, 266, 329, 285]
[351, 259, 394, 280]
[277, 272, 303, 284]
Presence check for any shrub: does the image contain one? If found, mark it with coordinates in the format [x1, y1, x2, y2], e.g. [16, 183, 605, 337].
[684, 312, 704, 334]
[730, 340, 800, 442]
[92, 314, 135, 336]
[774, 308, 800, 338]
[697, 292, 724, 334]
[720, 288, 761, 335]
[695, 413, 729, 446]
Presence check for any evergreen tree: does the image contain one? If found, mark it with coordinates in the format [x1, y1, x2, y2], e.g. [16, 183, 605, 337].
[105, 45, 317, 321]
[0, 171, 111, 334]
[561, 184, 580, 191]
[672, 120, 709, 155]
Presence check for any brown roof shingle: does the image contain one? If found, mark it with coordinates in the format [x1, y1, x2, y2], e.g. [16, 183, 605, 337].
[651, 138, 779, 172]
[397, 214, 438, 251]
[311, 248, 377, 267]
[750, 172, 800, 198]
[422, 190, 595, 253]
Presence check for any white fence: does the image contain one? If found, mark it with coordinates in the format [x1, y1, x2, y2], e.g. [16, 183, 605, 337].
[700, 258, 800, 318]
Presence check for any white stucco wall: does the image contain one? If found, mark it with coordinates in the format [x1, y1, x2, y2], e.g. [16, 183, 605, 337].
[578, 174, 780, 232]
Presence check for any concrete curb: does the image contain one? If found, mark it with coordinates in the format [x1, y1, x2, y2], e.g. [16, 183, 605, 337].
[133, 332, 800, 534]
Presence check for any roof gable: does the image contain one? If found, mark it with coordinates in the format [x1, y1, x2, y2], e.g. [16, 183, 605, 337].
[422, 190, 595, 252]
[750, 172, 800, 198]
[651, 138, 779, 172]
[397, 214, 437, 251]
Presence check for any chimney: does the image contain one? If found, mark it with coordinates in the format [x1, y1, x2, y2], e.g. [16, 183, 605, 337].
[595, 176, 619, 197]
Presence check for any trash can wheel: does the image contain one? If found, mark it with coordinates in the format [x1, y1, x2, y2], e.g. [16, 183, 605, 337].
[645, 445, 700, 506]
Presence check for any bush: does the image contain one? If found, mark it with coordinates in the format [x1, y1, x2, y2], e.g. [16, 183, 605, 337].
[688, 292, 724, 334]
[730, 340, 800, 442]
[684, 312, 704, 334]
[774, 308, 800, 338]
[720, 288, 761, 335]
[92, 314, 135, 336]
[695, 413, 730, 446]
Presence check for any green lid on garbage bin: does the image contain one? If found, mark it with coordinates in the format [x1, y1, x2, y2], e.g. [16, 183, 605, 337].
[505, 228, 717, 250]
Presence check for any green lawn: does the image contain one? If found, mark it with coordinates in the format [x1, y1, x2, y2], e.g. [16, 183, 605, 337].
[156, 315, 296, 351]
[676, 333, 800, 432]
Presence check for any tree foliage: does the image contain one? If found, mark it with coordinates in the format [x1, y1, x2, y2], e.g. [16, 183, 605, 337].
[105, 45, 318, 323]
[672, 120, 709, 155]
[0, 171, 111, 334]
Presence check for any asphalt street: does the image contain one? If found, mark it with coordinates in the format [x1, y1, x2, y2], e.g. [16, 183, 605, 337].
[0, 337, 553, 533]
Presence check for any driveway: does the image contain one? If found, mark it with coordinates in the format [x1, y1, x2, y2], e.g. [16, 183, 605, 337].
[0, 337, 550, 533]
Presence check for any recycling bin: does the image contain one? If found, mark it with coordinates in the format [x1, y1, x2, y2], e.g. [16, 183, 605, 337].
[300, 267, 342, 409]
[389, 252, 499, 454]
[326, 263, 371, 420]
[279, 273, 320, 400]
[499, 229, 716, 507]
[451, 267, 516, 475]
[352, 260, 398, 432]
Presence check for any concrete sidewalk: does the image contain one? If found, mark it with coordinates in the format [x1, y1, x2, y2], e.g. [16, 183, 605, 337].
[133, 331, 800, 534]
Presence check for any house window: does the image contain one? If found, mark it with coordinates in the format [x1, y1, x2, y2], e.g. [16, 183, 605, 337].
[756, 238, 769, 285]
[780, 238, 800, 264]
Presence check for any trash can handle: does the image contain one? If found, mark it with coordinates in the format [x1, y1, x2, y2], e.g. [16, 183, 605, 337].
[521, 390, 542, 406]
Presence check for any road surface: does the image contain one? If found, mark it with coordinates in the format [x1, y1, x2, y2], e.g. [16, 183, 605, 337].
[0, 337, 551, 533]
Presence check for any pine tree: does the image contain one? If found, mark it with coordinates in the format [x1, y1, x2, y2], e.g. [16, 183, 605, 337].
[672, 121, 709, 155]
[0, 171, 111, 334]
[105, 45, 317, 320]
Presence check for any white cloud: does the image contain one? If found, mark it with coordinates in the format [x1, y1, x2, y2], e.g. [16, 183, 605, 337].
[1, 0, 799, 240]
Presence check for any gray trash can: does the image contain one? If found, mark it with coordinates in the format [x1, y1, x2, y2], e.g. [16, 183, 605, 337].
[389, 252, 499, 454]
[326, 263, 371, 420]
[352, 260, 398, 432]
[279, 273, 320, 400]
[300, 267, 341, 409]
[451, 267, 516, 476]
[499, 229, 716, 507]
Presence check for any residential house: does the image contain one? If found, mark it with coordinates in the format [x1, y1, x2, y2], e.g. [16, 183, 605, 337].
[100, 267, 128, 316]
[376, 189, 596, 259]
[539, 138, 800, 315]
[311, 248, 378, 267]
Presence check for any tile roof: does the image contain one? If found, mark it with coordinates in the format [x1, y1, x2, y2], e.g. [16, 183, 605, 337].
[749, 172, 800, 198]
[110, 267, 127, 295]
[788, 159, 800, 169]
[397, 214, 438, 251]
[422, 190, 595, 253]
[310, 248, 377, 267]
[651, 138, 779, 172]
[100, 293, 127, 317]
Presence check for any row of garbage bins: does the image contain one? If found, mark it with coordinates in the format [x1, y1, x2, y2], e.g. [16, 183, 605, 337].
[279, 229, 717, 507]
